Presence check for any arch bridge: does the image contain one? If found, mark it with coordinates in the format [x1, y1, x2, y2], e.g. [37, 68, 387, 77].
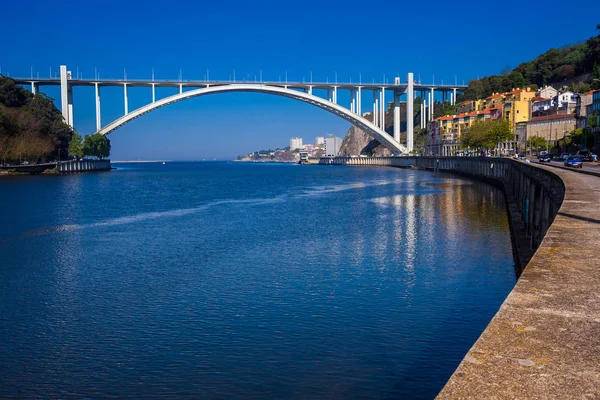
[11, 65, 467, 154]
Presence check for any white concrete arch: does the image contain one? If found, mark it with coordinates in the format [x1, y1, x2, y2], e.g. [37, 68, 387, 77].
[97, 84, 407, 154]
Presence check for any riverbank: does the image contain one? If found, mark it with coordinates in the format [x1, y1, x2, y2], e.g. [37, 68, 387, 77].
[1, 159, 111, 175]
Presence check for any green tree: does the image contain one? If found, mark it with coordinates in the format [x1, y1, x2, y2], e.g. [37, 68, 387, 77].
[83, 133, 111, 159]
[69, 132, 84, 159]
[461, 119, 513, 151]
[588, 112, 599, 131]
[433, 102, 457, 119]
[527, 136, 548, 152]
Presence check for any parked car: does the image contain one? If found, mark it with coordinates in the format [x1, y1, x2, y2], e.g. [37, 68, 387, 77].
[577, 151, 596, 161]
[560, 153, 570, 161]
[564, 156, 583, 168]
[539, 154, 552, 162]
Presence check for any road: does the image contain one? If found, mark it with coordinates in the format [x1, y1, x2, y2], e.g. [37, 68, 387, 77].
[530, 158, 600, 170]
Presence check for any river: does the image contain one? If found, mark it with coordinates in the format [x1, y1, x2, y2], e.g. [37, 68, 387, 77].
[0, 162, 516, 398]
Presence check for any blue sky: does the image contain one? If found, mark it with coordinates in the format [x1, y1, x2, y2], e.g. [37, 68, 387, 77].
[2, 0, 599, 160]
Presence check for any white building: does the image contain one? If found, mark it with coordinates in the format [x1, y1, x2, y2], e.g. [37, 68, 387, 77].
[325, 134, 343, 157]
[556, 91, 577, 109]
[537, 85, 558, 99]
[315, 136, 325, 145]
[290, 137, 303, 151]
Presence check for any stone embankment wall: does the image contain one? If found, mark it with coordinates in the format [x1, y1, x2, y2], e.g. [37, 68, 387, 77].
[322, 156, 600, 399]
[57, 159, 111, 173]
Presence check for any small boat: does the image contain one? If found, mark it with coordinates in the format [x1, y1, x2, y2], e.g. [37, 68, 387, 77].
[162, 162, 166, 165]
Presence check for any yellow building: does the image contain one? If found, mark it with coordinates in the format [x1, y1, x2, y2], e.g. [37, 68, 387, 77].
[482, 93, 505, 110]
[457, 100, 482, 114]
[502, 100, 530, 130]
[437, 115, 454, 140]
[504, 87, 536, 102]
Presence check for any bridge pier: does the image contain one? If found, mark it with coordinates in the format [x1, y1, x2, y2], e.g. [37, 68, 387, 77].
[380, 87, 385, 129]
[357, 87, 362, 115]
[95, 83, 101, 131]
[59, 65, 74, 128]
[123, 83, 129, 115]
[406, 72, 414, 153]
[393, 91, 400, 143]
[372, 91, 379, 128]
[152, 83, 156, 102]
[30, 81, 37, 95]
[430, 87, 434, 120]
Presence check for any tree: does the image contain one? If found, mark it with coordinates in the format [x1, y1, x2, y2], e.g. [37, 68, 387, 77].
[0, 77, 73, 164]
[433, 102, 457, 119]
[527, 136, 548, 152]
[83, 133, 111, 159]
[588, 112, 599, 131]
[69, 132, 84, 159]
[461, 119, 514, 151]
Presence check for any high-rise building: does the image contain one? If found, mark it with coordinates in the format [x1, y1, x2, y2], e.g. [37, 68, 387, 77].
[290, 137, 303, 150]
[315, 136, 325, 145]
[325, 134, 343, 157]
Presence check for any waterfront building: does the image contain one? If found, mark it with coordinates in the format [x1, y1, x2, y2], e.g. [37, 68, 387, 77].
[457, 100, 482, 114]
[502, 100, 530, 130]
[515, 122, 529, 152]
[556, 91, 577, 109]
[290, 137, 303, 151]
[537, 85, 558, 100]
[315, 136, 325, 145]
[325, 134, 343, 157]
[591, 90, 600, 115]
[576, 90, 594, 129]
[482, 92, 505, 110]
[489, 105, 503, 120]
[504, 87, 536, 103]
[532, 97, 554, 116]
[525, 113, 577, 146]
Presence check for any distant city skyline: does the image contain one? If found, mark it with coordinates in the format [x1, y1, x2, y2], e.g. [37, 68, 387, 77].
[2, 0, 599, 160]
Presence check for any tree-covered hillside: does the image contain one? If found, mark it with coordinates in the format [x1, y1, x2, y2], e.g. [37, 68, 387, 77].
[461, 25, 600, 101]
[0, 76, 73, 164]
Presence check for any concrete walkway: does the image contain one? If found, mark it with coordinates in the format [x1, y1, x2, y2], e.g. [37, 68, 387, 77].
[437, 165, 600, 399]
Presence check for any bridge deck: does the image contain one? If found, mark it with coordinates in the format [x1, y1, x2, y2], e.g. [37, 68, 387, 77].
[9, 77, 467, 91]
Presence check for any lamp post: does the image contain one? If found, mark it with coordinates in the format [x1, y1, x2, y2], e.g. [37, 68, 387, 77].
[562, 97, 568, 155]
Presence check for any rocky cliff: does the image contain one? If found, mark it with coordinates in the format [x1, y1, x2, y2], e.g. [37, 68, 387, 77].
[339, 105, 410, 156]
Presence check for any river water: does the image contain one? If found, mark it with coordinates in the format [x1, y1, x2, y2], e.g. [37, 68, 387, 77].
[0, 162, 515, 398]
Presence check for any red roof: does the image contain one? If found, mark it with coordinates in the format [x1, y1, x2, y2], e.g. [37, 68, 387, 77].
[531, 113, 576, 122]
[532, 97, 550, 102]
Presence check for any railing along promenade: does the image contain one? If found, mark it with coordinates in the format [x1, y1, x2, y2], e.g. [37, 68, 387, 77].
[320, 156, 600, 399]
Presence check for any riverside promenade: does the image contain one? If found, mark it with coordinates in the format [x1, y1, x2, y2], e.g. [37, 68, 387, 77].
[322, 156, 600, 399]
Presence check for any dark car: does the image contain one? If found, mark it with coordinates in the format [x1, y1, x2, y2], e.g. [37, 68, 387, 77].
[564, 156, 582, 168]
[539, 154, 551, 162]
